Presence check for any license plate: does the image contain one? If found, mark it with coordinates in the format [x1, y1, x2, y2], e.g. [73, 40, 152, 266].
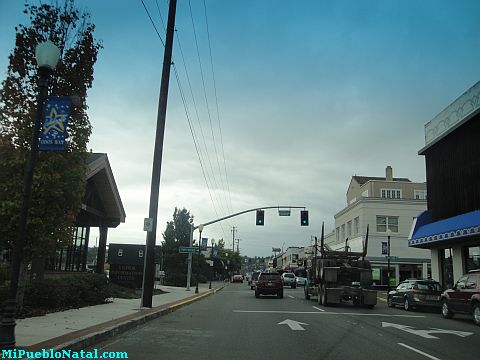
[426, 295, 439, 301]
[267, 282, 273, 286]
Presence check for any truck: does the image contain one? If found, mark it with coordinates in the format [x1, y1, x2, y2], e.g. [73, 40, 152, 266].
[304, 224, 377, 308]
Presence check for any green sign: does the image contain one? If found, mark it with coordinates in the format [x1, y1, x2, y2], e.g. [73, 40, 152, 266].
[179, 246, 199, 254]
[372, 268, 380, 281]
[389, 276, 396, 286]
[386, 256, 399, 261]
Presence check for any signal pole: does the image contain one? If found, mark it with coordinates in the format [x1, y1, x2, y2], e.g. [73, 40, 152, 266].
[235, 238, 241, 253]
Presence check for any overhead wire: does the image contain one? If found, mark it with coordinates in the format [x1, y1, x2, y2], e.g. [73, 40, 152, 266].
[188, 0, 231, 218]
[202, 0, 233, 215]
[140, 0, 228, 240]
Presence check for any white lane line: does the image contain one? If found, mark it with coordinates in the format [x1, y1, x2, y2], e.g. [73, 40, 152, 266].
[397, 343, 441, 360]
[233, 310, 424, 318]
[312, 306, 325, 312]
[288, 295, 295, 299]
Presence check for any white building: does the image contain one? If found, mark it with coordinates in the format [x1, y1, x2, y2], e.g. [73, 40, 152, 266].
[325, 166, 430, 286]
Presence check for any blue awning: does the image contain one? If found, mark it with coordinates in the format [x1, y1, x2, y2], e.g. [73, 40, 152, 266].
[409, 210, 480, 247]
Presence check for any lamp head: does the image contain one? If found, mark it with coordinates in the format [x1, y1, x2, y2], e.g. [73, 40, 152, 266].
[35, 40, 60, 70]
[386, 229, 392, 237]
[198, 224, 204, 232]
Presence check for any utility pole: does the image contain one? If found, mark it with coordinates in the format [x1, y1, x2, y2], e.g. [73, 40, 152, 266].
[141, 0, 177, 308]
[231, 226, 236, 252]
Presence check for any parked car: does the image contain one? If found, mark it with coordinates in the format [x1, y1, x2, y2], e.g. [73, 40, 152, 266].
[387, 279, 442, 311]
[231, 274, 243, 283]
[255, 272, 283, 298]
[250, 271, 260, 290]
[281, 272, 296, 288]
[440, 270, 480, 326]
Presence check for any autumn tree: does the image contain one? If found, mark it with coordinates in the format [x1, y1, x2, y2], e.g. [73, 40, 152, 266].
[0, 1, 102, 291]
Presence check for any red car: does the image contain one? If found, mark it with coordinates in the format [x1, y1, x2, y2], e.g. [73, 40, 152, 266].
[440, 270, 480, 326]
[255, 272, 283, 298]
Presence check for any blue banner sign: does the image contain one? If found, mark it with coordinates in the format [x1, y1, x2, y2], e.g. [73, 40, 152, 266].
[381, 241, 388, 255]
[39, 96, 72, 151]
[201, 238, 208, 251]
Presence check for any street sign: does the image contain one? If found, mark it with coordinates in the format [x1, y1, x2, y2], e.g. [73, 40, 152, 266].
[179, 246, 199, 254]
[143, 218, 153, 232]
[386, 256, 399, 261]
[278, 209, 291, 216]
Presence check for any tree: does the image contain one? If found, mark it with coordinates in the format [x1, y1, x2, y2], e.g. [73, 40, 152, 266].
[0, 1, 102, 297]
[161, 207, 195, 286]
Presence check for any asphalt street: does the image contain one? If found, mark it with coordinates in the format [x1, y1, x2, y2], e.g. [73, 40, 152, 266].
[89, 283, 479, 360]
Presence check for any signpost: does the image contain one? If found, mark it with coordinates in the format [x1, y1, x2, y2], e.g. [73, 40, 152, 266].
[179, 246, 199, 254]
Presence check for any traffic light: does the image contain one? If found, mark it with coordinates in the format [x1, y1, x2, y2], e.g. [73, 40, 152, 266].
[256, 210, 264, 226]
[300, 210, 309, 226]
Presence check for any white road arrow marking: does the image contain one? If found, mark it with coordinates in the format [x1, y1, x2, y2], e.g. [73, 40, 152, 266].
[382, 322, 473, 339]
[278, 319, 308, 331]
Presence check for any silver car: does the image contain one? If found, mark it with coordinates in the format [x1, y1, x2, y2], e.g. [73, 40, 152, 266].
[281, 272, 296, 288]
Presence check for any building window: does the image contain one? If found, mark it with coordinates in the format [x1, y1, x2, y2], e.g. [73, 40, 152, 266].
[354, 217, 359, 235]
[376, 216, 399, 233]
[341, 224, 345, 240]
[414, 190, 427, 200]
[139, 250, 144, 258]
[118, 249, 123, 257]
[381, 188, 402, 199]
[347, 221, 352, 237]
[362, 189, 369, 197]
[336, 227, 340, 242]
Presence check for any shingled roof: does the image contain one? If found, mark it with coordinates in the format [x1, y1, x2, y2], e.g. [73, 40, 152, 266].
[352, 176, 411, 185]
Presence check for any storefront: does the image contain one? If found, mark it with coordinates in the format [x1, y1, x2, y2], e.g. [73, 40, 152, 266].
[409, 80, 480, 289]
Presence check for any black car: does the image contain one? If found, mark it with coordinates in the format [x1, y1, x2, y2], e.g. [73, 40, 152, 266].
[387, 279, 442, 311]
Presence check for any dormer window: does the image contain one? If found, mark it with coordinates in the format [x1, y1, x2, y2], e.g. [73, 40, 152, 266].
[381, 188, 402, 199]
[118, 249, 123, 257]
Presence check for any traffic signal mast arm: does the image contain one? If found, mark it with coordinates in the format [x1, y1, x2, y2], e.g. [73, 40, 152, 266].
[193, 206, 307, 230]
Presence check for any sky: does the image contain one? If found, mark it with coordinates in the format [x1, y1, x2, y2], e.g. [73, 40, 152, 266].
[1, 0, 480, 257]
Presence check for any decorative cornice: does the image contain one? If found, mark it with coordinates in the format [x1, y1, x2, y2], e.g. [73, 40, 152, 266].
[420, 81, 480, 154]
[408, 226, 480, 247]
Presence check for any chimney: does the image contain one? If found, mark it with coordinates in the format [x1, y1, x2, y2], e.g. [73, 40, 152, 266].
[386, 166, 393, 181]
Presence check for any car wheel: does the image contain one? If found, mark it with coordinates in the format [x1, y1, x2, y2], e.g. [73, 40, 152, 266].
[441, 299, 454, 319]
[404, 297, 410, 311]
[255, 291, 259, 298]
[278, 291, 283, 298]
[291, 284, 296, 289]
[473, 302, 480, 326]
[387, 296, 394, 308]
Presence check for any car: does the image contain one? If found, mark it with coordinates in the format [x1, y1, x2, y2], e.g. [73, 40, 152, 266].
[250, 271, 260, 290]
[231, 274, 243, 283]
[387, 279, 442, 311]
[255, 272, 283, 298]
[440, 270, 480, 326]
[295, 276, 307, 286]
[281, 272, 296, 288]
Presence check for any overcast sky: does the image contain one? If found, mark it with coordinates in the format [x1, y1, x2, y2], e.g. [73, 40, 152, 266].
[1, 0, 480, 257]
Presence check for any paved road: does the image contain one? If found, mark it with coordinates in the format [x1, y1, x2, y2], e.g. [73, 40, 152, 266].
[90, 283, 478, 360]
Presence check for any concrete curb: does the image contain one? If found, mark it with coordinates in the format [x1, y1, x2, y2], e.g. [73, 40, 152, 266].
[22, 285, 226, 352]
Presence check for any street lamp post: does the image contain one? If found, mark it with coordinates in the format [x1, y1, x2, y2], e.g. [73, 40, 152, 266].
[195, 224, 204, 294]
[386, 229, 392, 293]
[209, 239, 215, 290]
[0, 40, 60, 349]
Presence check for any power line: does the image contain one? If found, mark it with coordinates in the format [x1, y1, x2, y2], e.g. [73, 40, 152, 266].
[140, 0, 228, 240]
[188, 0, 230, 217]
[202, 0, 233, 214]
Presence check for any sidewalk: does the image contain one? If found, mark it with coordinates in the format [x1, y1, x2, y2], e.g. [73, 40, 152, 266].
[16, 281, 226, 351]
